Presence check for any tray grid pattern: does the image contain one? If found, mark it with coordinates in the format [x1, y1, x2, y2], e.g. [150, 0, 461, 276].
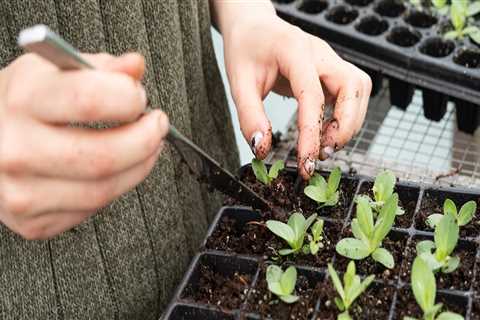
[163, 168, 480, 320]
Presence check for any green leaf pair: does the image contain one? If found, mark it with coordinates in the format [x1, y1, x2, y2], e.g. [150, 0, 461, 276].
[417, 214, 460, 274]
[304, 167, 341, 208]
[444, 0, 480, 45]
[251, 159, 284, 185]
[328, 261, 375, 320]
[426, 198, 477, 229]
[266, 265, 299, 304]
[307, 219, 325, 255]
[405, 257, 464, 320]
[266, 212, 318, 255]
[336, 193, 399, 269]
[362, 170, 404, 216]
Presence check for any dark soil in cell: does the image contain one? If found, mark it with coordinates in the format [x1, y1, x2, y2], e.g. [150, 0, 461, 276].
[454, 49, 480, 68]
[334, 231, 408, 283]
[404, 10, 437, 28]
[345, 0, 374, 6]
[392, 287, 467, 319]
[356, 181, 419, 229]
[355, 15, 389, 36]
[297, 177, 359, 220]
[326, 5, 359, 25]
[181, 264, 251, 310]
[401, 236, 477, 291]
[245, 269, 320, 320]
[420, 37, 455, 58]
[374, 0, 406, 17]
[472, 296, 480, 320]
[206, 215, 343, 268]
[298, 0, 329, 14]
[316, 281, 395, 319]
[387, 26, 421, 47]
[415, 190, 480, 238]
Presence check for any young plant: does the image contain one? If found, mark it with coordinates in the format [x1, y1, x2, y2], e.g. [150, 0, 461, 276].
[417, 214, 460, 273]
[404, 257, 464, 320]
[304, 167, 341, 207]
[266, 212, 318, 255]
[328, 261, 375, 320]
[444, 0, 480, 45]
[266, 265, 299, 303]
[336, 194, 399, 269]
[251, 159, 284, 185]
[306, 218, 325, 255]
[359, 169, 404, 216]
[426, 198, 477, 229]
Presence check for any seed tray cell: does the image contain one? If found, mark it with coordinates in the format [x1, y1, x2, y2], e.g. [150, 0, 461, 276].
[162, 165, 480, 319]
[272, 0, 480, 132]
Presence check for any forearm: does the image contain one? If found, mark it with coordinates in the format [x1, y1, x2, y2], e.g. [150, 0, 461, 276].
[210, 0, 276, 35]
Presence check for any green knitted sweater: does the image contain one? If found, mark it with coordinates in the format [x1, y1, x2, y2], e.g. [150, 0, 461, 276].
[0, 1, 239, 319]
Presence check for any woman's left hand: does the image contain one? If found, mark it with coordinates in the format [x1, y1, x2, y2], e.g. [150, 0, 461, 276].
[214, 1, 371, 180]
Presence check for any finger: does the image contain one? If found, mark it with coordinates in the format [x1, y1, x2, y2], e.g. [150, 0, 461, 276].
[1, 110, 168, 180]
[277, 34, 324, 179]
[13, 54, 147, 123]
[3, 210, 94, 240]
[2, 147, 160, 216]
[85, 52, 146, 81]
[230, 64, 272, 159]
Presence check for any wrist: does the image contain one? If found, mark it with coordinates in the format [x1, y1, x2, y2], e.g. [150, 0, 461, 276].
[212, 0, 277, 37]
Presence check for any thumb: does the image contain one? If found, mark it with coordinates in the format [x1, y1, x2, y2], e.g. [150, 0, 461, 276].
[231, 71, 272, 159]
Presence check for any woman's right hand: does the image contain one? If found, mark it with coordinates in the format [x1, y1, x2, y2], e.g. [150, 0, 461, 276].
[0, 53, 168, 240]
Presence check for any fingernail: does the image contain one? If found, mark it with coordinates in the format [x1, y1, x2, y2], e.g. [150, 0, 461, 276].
[250, 131, 263, 156]
[321, 146, 334, 159]
[304, 158, 315, 176]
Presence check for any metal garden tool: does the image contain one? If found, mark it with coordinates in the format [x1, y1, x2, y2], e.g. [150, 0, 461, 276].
[17, 24, 272, 212]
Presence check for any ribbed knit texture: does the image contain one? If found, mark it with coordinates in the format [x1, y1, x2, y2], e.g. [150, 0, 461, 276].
[0, 1, 239, 319]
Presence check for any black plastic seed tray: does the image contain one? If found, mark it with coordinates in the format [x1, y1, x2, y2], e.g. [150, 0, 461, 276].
[161, 165, 480, 319]
[273, 0, 480, 133]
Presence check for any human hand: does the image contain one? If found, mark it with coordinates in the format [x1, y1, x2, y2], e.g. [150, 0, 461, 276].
[218, 3, 371, 179]
[0, 53, 167, 239]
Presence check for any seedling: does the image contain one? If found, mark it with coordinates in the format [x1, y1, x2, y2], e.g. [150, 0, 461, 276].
[444, 0, 480, 45]
[328, 261, 375, 320]
[336, 194, 399, 269]
[426, 198, 477, 229]
[358, 169, 404, 216]
[266, 212, 318, 255]
[251, 159, 284, 185]
[304, 167, 341, 207]
[417, 214, 460, 273]
[404, 257, 464, 320]
[266, 265, 299, 303]
[409, 0, 448, 14]
[306, 219, 325, 255]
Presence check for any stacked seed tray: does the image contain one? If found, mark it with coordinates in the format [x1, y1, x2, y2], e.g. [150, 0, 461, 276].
[272, 0, 480, 133]
[162, 165, 480, 320]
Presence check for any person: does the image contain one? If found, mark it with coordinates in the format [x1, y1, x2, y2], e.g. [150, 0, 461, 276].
[0, 1, 370, 319]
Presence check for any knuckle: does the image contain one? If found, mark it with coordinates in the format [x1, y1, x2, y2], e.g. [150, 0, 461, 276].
[3, 188, 32, 216]
[0, 147, 26, 174]
[117, 76, 144, 119]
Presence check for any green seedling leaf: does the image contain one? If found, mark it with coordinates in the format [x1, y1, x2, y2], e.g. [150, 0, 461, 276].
[266, 220, 295, 245]
[451, 0, 467, 31]
[468, 28, 480, 45]
[373, 194, 398, 246]
[336, 238, 371, 259]
[419, 252, 444, 271]
[328, 261, 374, 317]
[279, 248, 297, 256]
[443, 256, 460, 273]
[252, 158, 270, 185]
[426, 214, 444, 229]
[338, 311, 352, 320]
[268, 160, 284, 180]
[372, 247, 394, 269]
[444, 30, 460, 39]
[434, 214, 459, 262]
[266, 265, 299, 304]
[351, 219, 369, 245]
[310, 173, 327, 187]
[311, 219, 324, 242]
[328, 167, 342, 195]
[432, 0, 447, 9]
[357, 196, 374, 238]
[411, 257, 436, 314]
[373, 170, 396, 204]
[416, 240, 435, 255]
[289, 213, 306, 243]
[458, 200, 477, 226]
[436, 312, 464, 320]
[467, 1, 480, 16]
[443, 199, 458, 219]
[304, 185, 327, 203]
